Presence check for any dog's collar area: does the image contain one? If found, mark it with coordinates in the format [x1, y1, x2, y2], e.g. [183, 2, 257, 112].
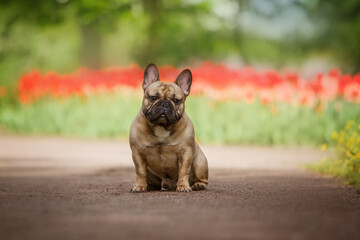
[153, 126, 171, 138]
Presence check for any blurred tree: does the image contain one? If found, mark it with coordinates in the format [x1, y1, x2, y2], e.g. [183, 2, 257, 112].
[2, 0, 358, 80]
[0, 0, 131, 69]
[139, 0, 162, 65]
[73, 0, 131, 68]
[299, 0, 360, 73]
[135, 0, 217, 66]
[231, 0, 250, 64]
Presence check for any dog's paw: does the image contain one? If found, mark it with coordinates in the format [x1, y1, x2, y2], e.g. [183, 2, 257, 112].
[130, 185, 147, 193]
[176, 185, 192, 192]
[191, 182, 207, 191]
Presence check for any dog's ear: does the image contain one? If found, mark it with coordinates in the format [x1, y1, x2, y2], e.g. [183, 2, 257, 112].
[175, 69, 192, 97]
[143, 63, 159, 90]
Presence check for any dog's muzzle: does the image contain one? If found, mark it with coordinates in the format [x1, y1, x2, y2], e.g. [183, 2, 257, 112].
[145, 100, 179, 126]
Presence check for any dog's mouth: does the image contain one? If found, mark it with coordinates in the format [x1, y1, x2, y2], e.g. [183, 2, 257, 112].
[147, 109, 177, 126]
[156, 114, 168, 125]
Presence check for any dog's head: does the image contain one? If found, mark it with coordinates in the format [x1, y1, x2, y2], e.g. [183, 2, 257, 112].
[141, 63, 192, 127]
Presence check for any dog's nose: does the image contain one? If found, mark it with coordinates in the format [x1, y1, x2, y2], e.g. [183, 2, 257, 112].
[158, 100, 172, 109]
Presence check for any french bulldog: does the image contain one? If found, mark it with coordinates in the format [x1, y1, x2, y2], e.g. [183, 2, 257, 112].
[129, 63, 208, 192]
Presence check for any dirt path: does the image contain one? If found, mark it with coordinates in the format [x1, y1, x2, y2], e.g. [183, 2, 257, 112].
[0, 136, 359, 240]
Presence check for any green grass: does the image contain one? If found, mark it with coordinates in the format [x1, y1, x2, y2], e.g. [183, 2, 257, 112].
[0, 94, 140, 139]
[1, 93, 360, 146]
[187, 97, 360, 145]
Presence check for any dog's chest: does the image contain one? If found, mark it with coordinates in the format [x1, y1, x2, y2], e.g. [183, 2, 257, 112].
[144, 144, 178, 173]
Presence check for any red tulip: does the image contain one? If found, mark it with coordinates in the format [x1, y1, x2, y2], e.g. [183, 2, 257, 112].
[15, 63, 357, 107]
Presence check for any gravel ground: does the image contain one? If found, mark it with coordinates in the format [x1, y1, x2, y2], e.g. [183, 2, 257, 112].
[0, 136, 359, 240]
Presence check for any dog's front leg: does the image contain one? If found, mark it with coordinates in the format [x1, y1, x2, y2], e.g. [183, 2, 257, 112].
[176, 150, 193, 192]
[130, 149, 147, 193]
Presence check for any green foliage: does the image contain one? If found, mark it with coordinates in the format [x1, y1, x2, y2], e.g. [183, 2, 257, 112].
[1, 0, 360, 87]
[0, 0, 133, 73]
[1, 94, 360, 147]
[302, 0, 360, 73]
[0, 21, 80, 86]
[0, 0, 220, 82]
[0, 0, 131, 29]
[309, 120, 360, 185]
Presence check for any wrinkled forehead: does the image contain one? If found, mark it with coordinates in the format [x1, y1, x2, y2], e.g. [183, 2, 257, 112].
[146, 82, 184, 98]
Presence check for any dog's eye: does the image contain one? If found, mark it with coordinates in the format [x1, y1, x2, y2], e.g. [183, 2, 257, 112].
[149, 96, 158, 102]
[173, 98, 181, 104]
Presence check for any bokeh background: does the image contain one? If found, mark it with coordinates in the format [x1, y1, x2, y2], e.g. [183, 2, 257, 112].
[0, 0, 359, 147]
[1, 0, 360, 80]
[2, 4, 360, 239]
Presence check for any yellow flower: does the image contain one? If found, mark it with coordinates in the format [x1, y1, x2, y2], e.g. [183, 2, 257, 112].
[332, 131, 338, 139]
[346, 138, 355, 148]
[321, 144, 327, 151]
[345, 120, 355, 130]
[346, 151, 352, 157]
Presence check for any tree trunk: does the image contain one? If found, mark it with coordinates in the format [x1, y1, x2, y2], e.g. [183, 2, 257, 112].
[137, 0, 162, 66]
[233, 0, 249, 64]
[79, 24, 102, 69]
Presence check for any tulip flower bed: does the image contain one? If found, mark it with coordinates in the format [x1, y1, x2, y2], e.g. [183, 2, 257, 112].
[1, 62, 360, 146]
[16, 62, 360, 104]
